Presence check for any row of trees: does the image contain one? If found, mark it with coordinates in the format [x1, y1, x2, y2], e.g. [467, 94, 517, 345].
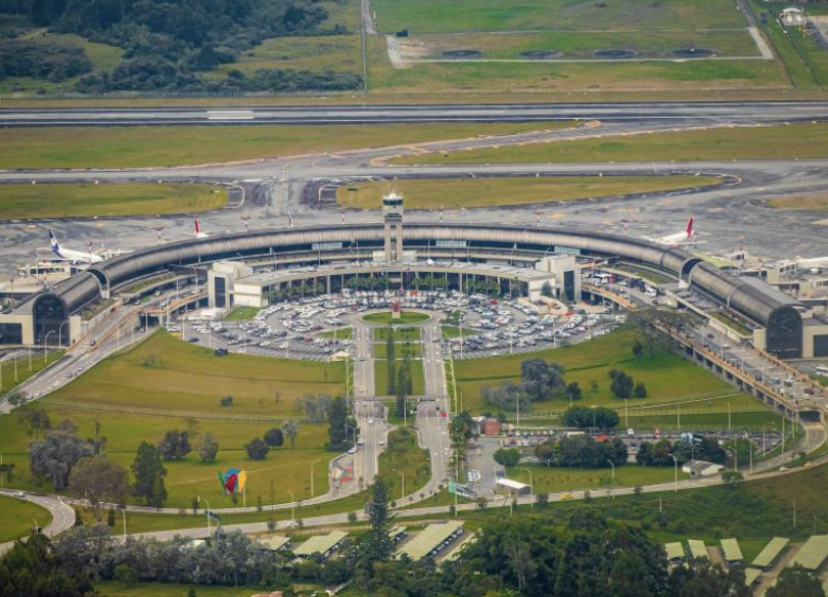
[482, 358, 569, 410]
[535, 435, 629, 469]
[637, 436, 728, 467]
[609, 368, 647, 399]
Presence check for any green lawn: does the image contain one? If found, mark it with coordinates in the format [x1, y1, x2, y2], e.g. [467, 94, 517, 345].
[766, 194, 828, 212]
[374, 327, 421, 342]
[317, 327, 353, 340]
[510, 463, 690, 494]
[0, 332, 347, 508]
[0, 183, 227, 220]
[375, 359, 426, 397]
[371, 0, 746, 32]
[452, 328, 775, 426]
[441, 326, 477, 339]
[362, 311, 431, 325]
[337, 175, 720, 210]
[393, 122, 828, 165]
[223, 307, 261, 322]
[374, 341, 422, 359]
[710, 311, 753, 336]
[0, 495, 52, 543]
[0, 351, 63, 395]
[0, 122, 570, 170]
[377, 429, 430, 505]
[96, 581, 256, 597]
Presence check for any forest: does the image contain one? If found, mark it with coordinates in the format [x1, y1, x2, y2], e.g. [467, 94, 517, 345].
[0, 0, 361, 92]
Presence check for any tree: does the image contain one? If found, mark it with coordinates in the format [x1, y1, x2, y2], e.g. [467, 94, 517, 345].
[107, 507, 116, 527]
[245, 438, 269, 460]
[29, 429, 93, 490]
[68, 456, 129, 519]
[158, 430, 191, 461]
[87, 417, 107, 455]
[17, 405, 51, 439]
[263, 428, 284, 447]
[565, 381, 582, 402]
[633, 381, 648, 398]
[149, 472, 167, 508]
[493, 448, 521, 468]
[114, 563, 138, 588]
[131, 442, 167, 507]
[562, 405, 619, 431]
[535, 492, 549, 508]
[0, 533, 94, 597]
[282, 420, 299, 449]
[220, 396, 234, 407]
[520, 359, 566, 401]
[766, 565, 825, 597]
[356, 476, 394, 588]
[198, 431, 219, 462]
[328, 396, 349, 450]
[609, 369, 635, 399]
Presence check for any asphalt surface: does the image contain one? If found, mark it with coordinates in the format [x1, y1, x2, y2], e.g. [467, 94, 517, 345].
[0, 489, 76, 555]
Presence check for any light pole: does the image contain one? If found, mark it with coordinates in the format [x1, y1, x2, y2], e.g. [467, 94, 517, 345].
[606, 459, 615, 486]
[198, 496, 211, 536]
[44, 331, 56, 362]
[58, 320, 70, 347]
[120, 507, 127, 540]
[668, 454, 678, 492]
[528, 469, 534, 503]
[398, 471, 405, 501]
[288, 489, 296, 523]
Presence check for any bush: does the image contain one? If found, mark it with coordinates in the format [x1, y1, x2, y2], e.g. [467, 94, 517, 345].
[245, 438, 269, 460]
[493, 447, 521, 468]
[263, 428, 284, 447]
[220, 396, 234, 407]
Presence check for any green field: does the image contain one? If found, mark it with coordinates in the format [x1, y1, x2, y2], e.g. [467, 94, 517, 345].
[362, 311, 431, 325]
[451, 328, 775, 426]
[0, 332, 347, 507]
[372, 0, 746, 32]
[766, 193, 828, 211]
[0, 183, 228, 220]
[317, 327, 353, 340]
[374, 341, 422, 359]
[338, 175, 721, 209]
[0, 122, 570, 170]
[510, 463, 689, 493]
[0, 351, 62, 395]
[0, 495, 52, 543]
[374, 327, 421, 342]
[378, 429, 430, 505]
[375, 359, 426, 397]
[441, 326, 477, 339]
[394, 122, 828, 165]
[96, 582, 253, 597]
[223, 307, 261, 322]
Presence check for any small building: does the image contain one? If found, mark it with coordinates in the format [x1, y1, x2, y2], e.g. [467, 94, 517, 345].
[665, 542, 685, 566]
[745, 567, 763, 587]
[395, 521, 464, 562]
[751, 537, 790, 570]
[787, 535, 828, 571]
[681, 460, 724, 477]
[721, 538, 744, 566]
[293, 531, 348, 560]
[687, 539, 709, 561]
[495, 478, 531, 496]
[259, 536, 291, 552]
[781, 7, 806, 26]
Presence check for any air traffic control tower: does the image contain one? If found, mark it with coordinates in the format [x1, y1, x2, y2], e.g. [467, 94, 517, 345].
[382, 191, 404, 261]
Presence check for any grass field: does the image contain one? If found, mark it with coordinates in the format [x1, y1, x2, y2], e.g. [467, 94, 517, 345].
[374, 327, 421, 342]
[317, 327, 353, 339]
[374, 341, 422, 359]
[0, 183, 227, 220]
[223, 307, 261, 321]
[0, 332, 347, 507]
[0, 122, 570, 170]
[375, 359, 426, 397]
[96, 582, 252, 597]
[510, 463, 689, 493]
[362, 311, 430, 325]
[371, 0, 746, 33]
[0, 495, 52, 543]
[451, 328, 776, 427]
[766, 194, 828, 211]
[338, 175, 721, 210]
[378, 429, 430, 505]
[0, 351, 62, 395]
[393, 122, 828, 165]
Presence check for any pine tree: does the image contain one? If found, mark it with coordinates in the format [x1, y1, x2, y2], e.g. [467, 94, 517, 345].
[131, 441, 166, 506]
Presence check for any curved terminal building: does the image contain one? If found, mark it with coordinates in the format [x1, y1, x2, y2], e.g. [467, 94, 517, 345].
[1, 218, 826, 359]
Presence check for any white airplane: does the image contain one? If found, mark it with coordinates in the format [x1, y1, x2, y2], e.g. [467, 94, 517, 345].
[795, 256, 828, 270]
[644, 216, 699, 246]
[194, 218, 209, 239]
[49, 231, 104, 264]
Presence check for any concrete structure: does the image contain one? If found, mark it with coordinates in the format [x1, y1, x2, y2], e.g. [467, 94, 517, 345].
[395, 521, 464, 561]
[744, 567, 763, 587]
[687, 539, 709, 561]
[665, 542, 685, 565]
[0, 222, 817, 357]
[787, 535, 828, 571]
[382, 192, 404, 262]
[293, 531, 347, 559]
[751, 537, 790, 570]
[536, 255, 580, 302]
[682, 460, 725, 477]
[495, 478, 531, 496]
[720, 538, 744, 565]
[258, 536, 291, 552]
[208, 261, 253, 310]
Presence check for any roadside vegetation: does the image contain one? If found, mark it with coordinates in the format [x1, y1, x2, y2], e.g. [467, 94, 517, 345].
[337, 175, 721, 210]
[0, 495, 52, 543]
[0, 183, 227, 220]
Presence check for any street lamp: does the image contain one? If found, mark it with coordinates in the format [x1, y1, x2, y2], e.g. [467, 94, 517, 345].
[398, 471, 405, 501]
[668, 454, 678, 493]
[44, 331, 56, 363]
[58, 320, 70, 347]
[606, 459, 616, 485]
[197, 496, 211, 536]
[287, 489, 296, 524]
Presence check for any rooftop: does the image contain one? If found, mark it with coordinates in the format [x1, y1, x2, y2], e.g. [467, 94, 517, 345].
[751, 537, 789, 568]
[293, 531, 347, 557]
[788, 535, 828, 571]
[395, 521, 464, 562]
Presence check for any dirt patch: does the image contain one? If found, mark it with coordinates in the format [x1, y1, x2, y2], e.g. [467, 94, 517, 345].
[671, 47, 714, 58]
[518, 50, 563, 59]
[594, 49, 638, 59]
[441, 50, 483, 59]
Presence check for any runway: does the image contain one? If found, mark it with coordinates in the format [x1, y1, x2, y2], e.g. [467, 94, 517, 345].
[3, 101, 828, 127]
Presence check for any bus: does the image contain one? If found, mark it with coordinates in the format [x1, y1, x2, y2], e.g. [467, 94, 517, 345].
[816, 365, 828, 377]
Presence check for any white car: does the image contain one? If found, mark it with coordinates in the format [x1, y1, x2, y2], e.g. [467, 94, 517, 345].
[348, 447, 357, 454]
[368, 418, 374, 425]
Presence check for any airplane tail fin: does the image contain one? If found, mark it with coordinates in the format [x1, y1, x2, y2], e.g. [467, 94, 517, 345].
[686, 216, 694, 238]
[194, 218, 200, 235]
[49, 231, 61, 255]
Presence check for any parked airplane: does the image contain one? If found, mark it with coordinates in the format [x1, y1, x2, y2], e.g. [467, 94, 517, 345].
[795, 256, 828, 270]
[644, 216, 698, 246]
[49, 231, 104, 264]
[194, 218, 209, 239]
